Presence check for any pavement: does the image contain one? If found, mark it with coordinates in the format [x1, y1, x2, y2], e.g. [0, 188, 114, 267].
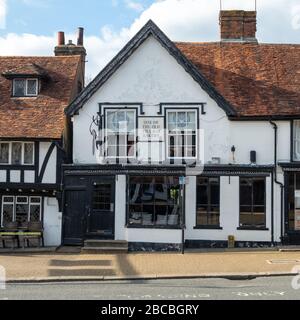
[0, 250, 300, 282]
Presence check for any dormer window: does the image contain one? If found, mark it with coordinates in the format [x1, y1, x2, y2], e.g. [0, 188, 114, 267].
[13, 78, 38, 97]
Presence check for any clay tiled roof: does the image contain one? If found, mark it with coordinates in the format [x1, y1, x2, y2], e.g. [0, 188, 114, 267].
[2, 63, 48, 79]
[176, 42, 300, 118]
[0, 56, 81, 139]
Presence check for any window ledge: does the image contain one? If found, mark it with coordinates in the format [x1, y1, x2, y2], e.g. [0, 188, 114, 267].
[237, 227, 269, 231]
[194, 226, 223, 230]
[126, 224, 182, 230]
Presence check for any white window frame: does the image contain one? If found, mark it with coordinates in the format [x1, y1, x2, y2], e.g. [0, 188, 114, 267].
[166, 110, 198, 160]
[13, 78, 39, 97]
[1, 196, 42, 227]
[0, 142, 10, 165]
[105, 109, 137, 159]
[0, 142, 35, 166]
[15, 196, 29, 223]
[29, 197, 42, 222]
[1, 196, 14, 227]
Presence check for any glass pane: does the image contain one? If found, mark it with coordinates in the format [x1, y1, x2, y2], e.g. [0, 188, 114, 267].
[24, 143, 34, 164]
[240, 179, 252, 205]
[3, 196, 14, 203]
[208, 210, 220, 225]
[253, 179, 265, 206]
[27, 80, 38, 95]
[106, 112, 115, 131]
[13, 79, 26, 97]
[197, 184, 208, 205]
[30, 197, 41, 204]
[29, 205, 41, 222]
[168, 112, 177, 131]
[16, 196, 28, 204]
[92, 184, 111, 210]
[240, 207, 253, 226]
[16, 203, 29, 224]
[186, 112, 196, 130]
[126, 111, 135, 132]
[0, 143, 9, 164]
[197, 207, 208, 225]
[176, 112, 187, 129]
[210, 184, 220, 206]
[11, 142, 22, 165]
[2, 204, 14, 226]
[128, 176, 181, 227]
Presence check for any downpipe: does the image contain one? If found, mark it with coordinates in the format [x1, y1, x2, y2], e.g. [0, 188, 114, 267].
[270, 120, 284, 244]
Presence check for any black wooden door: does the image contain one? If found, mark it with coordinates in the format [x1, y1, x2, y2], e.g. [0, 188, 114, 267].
[63, 189, 87, 245]
[87, 178, 115, 239]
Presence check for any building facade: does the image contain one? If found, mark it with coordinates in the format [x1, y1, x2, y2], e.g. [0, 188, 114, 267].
[0, 29, 85, 246]
[62, 11, 300, 250]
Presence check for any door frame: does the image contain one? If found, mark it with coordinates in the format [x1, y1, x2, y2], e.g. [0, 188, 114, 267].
[86, 175, 116, 240]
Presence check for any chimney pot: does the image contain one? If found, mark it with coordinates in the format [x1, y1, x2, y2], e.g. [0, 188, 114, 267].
[57, 31, 65, 46]
[77, 27, 84, 46]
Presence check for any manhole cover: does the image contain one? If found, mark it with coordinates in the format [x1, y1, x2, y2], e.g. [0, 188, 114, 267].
[267, 259, 300, 264]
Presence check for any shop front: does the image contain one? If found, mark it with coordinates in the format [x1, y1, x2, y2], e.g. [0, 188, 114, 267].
[62, 166, 186, 246]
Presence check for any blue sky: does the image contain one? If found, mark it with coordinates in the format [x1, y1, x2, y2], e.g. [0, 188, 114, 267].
[0, 0, 299, 78]
[1, 0, 154, 37]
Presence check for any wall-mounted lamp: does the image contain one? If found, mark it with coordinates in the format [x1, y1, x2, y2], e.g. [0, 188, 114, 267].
[231, 145, 236, 163]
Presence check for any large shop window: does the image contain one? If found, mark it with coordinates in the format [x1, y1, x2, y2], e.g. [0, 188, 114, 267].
[106, 110, 136, 158]
[128, 176, 182, 227]
[294, 120, 300, 161]
[167, 110, 197, 159]
[239, 177, 266, 229]
[1, 196, 42, 227]
[196, 177, 220, 227]
[0, 142, 34, 165]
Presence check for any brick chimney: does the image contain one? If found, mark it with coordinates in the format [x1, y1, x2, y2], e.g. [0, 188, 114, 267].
[220, 10, 257, 43]
[54, 28, 86, 83]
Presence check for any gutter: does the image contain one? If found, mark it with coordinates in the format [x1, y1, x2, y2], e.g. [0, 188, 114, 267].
[270, 120, 284, 244]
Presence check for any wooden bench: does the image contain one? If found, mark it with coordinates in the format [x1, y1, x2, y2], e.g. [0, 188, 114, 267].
[0, 222, 44, 248]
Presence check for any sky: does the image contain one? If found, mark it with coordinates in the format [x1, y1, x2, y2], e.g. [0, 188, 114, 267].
[0, 0, 300, 79]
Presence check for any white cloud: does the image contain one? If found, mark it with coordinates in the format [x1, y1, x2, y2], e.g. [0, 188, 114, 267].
[0, 0, 300, 80]
[125, 0, 144, 12]
[0, 0, 6, 29]
[292, 5, 300, 30]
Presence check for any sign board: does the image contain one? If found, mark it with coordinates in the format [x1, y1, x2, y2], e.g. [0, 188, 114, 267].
[179, 176, 186, 186]
[138, 118, 164, 142]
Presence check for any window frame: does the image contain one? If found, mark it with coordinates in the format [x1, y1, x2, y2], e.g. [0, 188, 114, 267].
[12, 78, 39, 97]
[239, 177, 267, 230]
[0, 142, 10, 164]
[1, 195, 42, 227]
[0, 142, 35, 166]
[126, 176, 183, 229]
[166, 109, 198, 160]
[104, 108, 137, 160]
[195, 176, 221, 229]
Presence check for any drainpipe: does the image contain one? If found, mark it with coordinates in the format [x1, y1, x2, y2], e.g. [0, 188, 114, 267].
[270, 120, 284, 245]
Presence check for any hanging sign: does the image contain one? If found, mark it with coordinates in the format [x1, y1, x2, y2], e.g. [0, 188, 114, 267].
[138, 118, 164, 142]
